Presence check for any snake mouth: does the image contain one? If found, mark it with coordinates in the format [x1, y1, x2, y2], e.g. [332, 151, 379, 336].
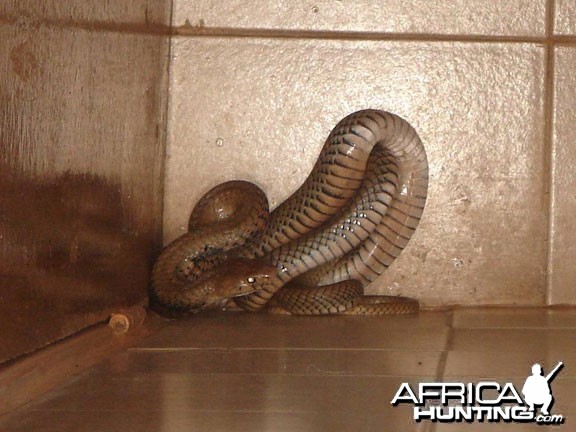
[231, 289, 257, 298]
[206, 289, 258, 311]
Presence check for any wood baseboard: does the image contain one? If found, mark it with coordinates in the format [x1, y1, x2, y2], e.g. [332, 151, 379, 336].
[0, 306, 165, 417]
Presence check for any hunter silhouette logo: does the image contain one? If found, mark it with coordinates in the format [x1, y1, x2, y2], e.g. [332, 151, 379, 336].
[522, 362, 564, 420]
[391, 361, 565, 425]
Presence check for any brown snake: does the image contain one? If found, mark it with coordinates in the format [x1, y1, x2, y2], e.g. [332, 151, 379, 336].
[151, 109, 428, 315]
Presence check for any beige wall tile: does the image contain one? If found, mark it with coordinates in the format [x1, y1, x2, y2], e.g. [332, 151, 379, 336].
[549, 47, 576, 305]
[555, 0, 576, 34]
[165, 38, 546, 307]
[173, 0, 546, 37]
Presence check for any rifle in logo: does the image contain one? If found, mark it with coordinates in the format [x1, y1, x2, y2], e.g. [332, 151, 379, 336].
[546, 361, 564, 382]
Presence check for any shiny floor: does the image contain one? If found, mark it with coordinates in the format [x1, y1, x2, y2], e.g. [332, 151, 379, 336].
[2, 308, 576, 432]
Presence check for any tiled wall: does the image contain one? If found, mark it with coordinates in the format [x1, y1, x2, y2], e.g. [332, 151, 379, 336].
[550, 45, 576, 305]
[164, 1, 576, 308]
[0, 1, 170, 363]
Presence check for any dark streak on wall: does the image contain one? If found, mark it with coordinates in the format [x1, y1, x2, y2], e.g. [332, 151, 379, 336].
[0, 0, 171, 364]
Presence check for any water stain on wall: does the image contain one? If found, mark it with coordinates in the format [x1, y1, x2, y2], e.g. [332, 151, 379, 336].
[10, 41, 41, 83]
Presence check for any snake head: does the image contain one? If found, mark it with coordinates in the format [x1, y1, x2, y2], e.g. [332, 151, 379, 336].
[235, 273, 274, 296]
[185, 258, 278, 312]
[219, 258, 278, 297]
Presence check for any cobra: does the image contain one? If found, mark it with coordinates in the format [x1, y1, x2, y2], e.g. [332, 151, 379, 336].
[150, 109, 428, 315]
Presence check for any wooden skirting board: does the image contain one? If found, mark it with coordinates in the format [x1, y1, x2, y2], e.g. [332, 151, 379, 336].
[0, 306, 165, 417]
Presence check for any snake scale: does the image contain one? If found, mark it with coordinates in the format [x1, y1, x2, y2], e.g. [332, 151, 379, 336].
[151, 109, 428, 315]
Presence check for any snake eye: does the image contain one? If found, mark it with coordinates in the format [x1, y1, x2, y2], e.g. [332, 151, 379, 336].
[247, 277, 256, 284]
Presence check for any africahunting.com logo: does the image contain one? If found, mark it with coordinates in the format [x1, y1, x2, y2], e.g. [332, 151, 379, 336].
[391, 361, 565, 425]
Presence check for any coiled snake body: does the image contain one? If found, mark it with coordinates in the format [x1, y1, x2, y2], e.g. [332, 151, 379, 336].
[151, 110, 428, 315]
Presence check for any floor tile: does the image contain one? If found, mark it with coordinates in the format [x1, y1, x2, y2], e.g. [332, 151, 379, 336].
[0, 371, 431, 432]
[172, 0, 546, 36]
[453, 308, 576, 329]
[450, 328, 576, 355]
[445, 327, 576, 380]
[121, 348, 443, 377]
[4, 309, 576, 432]
[137, 312, 450, 350]
[444, 350, 574, 379]
[0, 408, 430, 432]
[0, 410, 321, 432]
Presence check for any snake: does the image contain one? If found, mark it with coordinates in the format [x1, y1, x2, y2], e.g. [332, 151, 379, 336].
[150, 109, 428, 315]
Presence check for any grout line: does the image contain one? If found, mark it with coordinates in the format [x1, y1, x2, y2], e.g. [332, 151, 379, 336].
[425, 416, 436, 432]
[173, 26, 547, 44]
[422, 311, 455, 432]
[130, 346, 448, 352]
[156, 0, 176, 248]
[554, 37, 576, 47]
[546, 0, 556, 37]
[3, 12, 576, 45]
[544, 0, 557, 306]
[434, 310, 454, 381]
[173, 26, 576, 45]
[419, 416, 433, 432]
[94, 370, 437, 379]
